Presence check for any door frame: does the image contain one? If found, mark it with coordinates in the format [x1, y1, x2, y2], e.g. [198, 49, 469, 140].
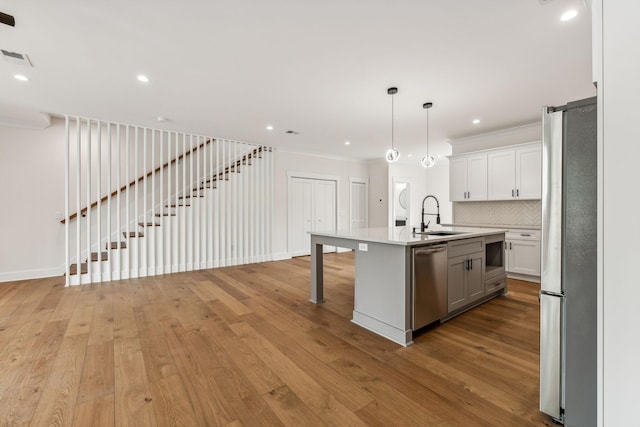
[391, 176, 411, 228]
[287, 171, 340, 257]
[349, 176, 369, 233]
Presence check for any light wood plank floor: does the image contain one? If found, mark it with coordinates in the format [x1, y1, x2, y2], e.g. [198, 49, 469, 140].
[0, 252, 556, 426]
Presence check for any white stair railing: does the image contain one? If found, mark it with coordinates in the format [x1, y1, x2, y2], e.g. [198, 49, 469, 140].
[63, 115, 275, 286]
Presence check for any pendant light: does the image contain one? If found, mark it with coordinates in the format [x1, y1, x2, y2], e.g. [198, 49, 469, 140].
[421, 102, 436, 168]
[385, 87, 400, 162]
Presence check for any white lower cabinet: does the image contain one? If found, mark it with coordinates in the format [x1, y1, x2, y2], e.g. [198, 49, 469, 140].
[505, 229, 541, 277]
[447, 238, 485, 314]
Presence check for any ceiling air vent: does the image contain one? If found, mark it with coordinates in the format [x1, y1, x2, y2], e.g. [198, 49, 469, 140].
[285, 130, 300, 135]
[1, 49, 32, 67]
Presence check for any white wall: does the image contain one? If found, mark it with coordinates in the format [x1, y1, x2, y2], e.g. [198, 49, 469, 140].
[600, 0, 640, 423]
[0, 120, 66, 281]
[367, 159, 389, 227]
[273, 150, 369, 258]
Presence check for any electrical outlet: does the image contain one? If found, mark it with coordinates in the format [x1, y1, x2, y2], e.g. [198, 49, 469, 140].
[358, 243, 368, 252]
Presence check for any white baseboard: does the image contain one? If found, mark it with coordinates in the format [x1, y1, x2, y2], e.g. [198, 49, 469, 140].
[0, 266, 64, 283]
[272, 252, 292, 261]
[507, 272, 541, 283]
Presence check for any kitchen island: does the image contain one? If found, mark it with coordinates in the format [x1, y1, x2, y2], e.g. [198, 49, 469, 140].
[310, 226, 507, 346]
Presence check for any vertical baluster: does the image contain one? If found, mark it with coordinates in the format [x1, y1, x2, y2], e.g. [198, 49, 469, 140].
[134, 127, 139, 277]
[76, 118, 81, 284]
[158, 131, 162, 274]
[175, 132, 179, 272]
[214, 138, 220, 267]
[220, 139, 225, 266]
[232, 140, 237, 265]
[85, 119, 92, 283]
[181, 133, 186, 271]
[125, 126, 130, 279]
[208, 138, 213, 268]
[167, 131, 172, 274]
[64, 116, 70, 286]
[143, 127, 147, 277]
[225, 139, 230, 265]
[116, 124, 121, 280]
[261, 146, 266, 260]
[269, 147, 274, 259]
[151, 129, 155, 275]
[249, 144, 255, 262]
[189, 134, 194, 270]
[197, 135, 202, 269]
[96, 120, 102, 282]
[107, 123, 112, 281]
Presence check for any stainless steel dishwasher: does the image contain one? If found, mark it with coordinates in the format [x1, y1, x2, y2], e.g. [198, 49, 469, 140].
[412, 244, 448, 330]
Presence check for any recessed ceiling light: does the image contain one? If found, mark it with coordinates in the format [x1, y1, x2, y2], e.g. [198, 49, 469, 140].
[561, 10, 578, 21]
[407, 154, 413, 158]
[13, 74, 29, 81]
[472, 119, 481, 124]
[345, 141, 350, 146]
[266, 125, 274, 131]
[137, 74, 149, 83]
[157, 116, 168, 122]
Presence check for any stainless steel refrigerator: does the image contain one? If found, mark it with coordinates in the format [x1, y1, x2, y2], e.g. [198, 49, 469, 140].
[540, 97, 597, 425]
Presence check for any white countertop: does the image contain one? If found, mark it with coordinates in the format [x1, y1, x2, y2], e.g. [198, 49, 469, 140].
[310, 226, 507, 246]
[444, 223, 541, 231]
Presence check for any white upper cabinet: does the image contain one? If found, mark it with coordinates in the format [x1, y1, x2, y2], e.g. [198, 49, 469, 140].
[449, 154, 487, 201]
[487, 143, 541, 201]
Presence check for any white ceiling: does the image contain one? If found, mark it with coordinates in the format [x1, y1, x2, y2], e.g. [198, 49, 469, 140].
[0, 0, 595, 161]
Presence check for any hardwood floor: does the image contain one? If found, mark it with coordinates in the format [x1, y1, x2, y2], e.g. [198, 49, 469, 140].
[0, 252, 556, 426]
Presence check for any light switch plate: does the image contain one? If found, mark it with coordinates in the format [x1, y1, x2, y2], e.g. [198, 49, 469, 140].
[358, 243, 368, 251]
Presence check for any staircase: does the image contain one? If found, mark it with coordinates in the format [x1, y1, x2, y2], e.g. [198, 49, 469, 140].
[63, 116, 274, 286]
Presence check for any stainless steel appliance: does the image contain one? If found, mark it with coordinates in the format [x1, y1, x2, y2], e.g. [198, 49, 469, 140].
[412, 244, 447, 330]
[540, 97, 597, 425]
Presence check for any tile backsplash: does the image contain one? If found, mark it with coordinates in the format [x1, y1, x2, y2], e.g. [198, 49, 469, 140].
[453, 200, 541, 227]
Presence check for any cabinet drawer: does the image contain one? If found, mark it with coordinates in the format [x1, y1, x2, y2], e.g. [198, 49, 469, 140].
[485, 276, 506, 294]
[448, 237, 484, 258]
[506, 229, 540, 241]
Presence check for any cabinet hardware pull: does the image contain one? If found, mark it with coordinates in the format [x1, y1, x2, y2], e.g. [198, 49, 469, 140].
[470, 259, 473, 270]
[512, 189, 514, 197]
[516, 189, 519, 197]
[520, 233, 531, 237]
[510, 242, 512, 250]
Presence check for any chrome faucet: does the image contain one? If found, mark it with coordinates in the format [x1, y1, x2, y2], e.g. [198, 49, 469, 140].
[421, 195, 440, 232]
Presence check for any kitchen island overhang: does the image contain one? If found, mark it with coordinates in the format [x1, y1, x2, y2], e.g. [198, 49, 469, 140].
[309, 227, 508, 346]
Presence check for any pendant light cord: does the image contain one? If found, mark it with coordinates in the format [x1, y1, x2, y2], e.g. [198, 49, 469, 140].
[391, 93, 395, 150]
[426, 105, 429, 156]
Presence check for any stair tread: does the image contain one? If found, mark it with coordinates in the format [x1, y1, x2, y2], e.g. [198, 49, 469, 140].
[155, 213, 177, 217]
[88, 252, 109, 262]
[107, 241, 127, 250]
[179, 195, 205, 199]
[139, 222, 161, 227]
[69, 263, 88, 275]
[123, 231, 144, 238]
[166, 204, 191, 207]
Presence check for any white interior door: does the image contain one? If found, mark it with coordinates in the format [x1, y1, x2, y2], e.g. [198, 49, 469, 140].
[350, 179, 368, 232]
[290, 178, 313, 257]
[288, 176, 337, 257]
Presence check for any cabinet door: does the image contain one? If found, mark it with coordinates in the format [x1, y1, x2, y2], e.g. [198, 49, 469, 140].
[447, 255, 468, 313]
[516, 146, 542, 199]
[467, 252, 485, 302]
[508, 240, 541, 276]
[467, 155, 488, 200]
[488, 150, 516, 200]
[449, 157, 468, 201]
[314, 180, 337, 253]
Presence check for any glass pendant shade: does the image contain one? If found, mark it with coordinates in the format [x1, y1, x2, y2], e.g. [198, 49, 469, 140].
[421, 155, 436, 168]
[386, 148, 400, 163]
